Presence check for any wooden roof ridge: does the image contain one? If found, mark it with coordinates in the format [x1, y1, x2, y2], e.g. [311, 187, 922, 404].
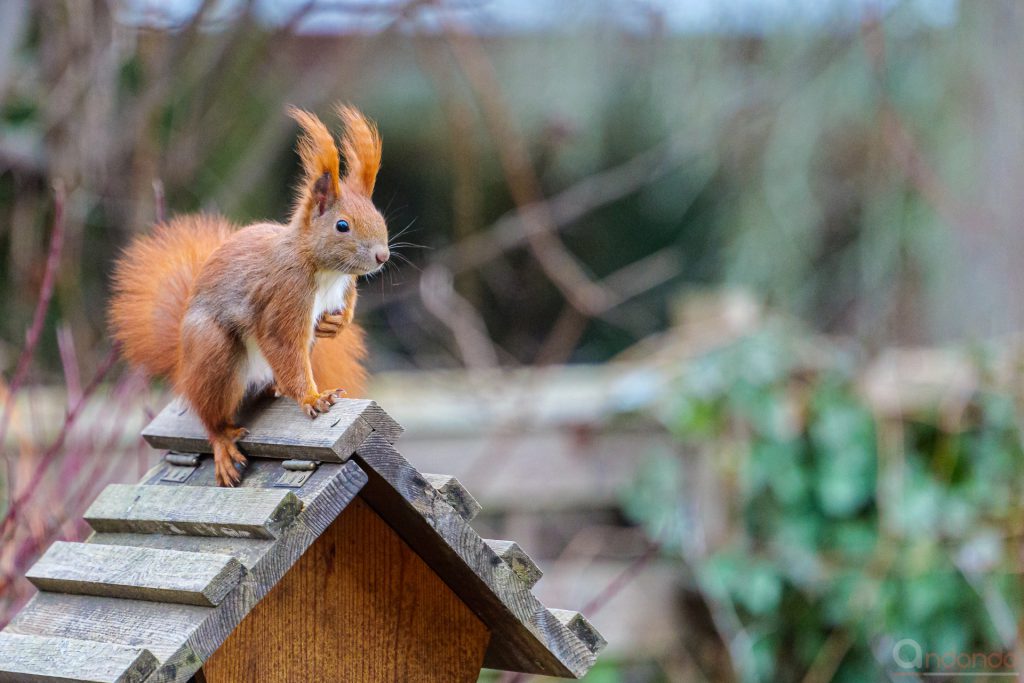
[0, 397, 606, 682]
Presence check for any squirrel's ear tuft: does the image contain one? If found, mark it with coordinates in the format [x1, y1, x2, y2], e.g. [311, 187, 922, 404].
[335, 104, 382, 197]
[287, 106, 341, 217]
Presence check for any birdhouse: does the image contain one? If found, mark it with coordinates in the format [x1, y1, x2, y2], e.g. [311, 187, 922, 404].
[0, 397, 606, 682]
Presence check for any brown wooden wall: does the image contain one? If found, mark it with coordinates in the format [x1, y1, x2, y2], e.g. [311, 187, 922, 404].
[202, 496, 491, 682]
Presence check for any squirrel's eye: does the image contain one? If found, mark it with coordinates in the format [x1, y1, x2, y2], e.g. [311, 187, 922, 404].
[335, 219, 350, 233]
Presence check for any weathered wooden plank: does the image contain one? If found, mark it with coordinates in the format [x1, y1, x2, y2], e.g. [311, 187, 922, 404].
[86, 533, 272, 570]
[351, 434, 599, 678]
[360, 402, 404, 442]
[10, 461, 369, 683]
[202, 498, 489, 682]
[0, 632, 158, 683]
[84, 485, 302, 539]
[3, 592, 210, 666]
[483, 539, 542, 589]
[142, 456, 362, 515]
[141, 396, 377, 461]
[422, 473, 482, 522]
[26, 542, 245, 607]
[549, 609, 607, 656]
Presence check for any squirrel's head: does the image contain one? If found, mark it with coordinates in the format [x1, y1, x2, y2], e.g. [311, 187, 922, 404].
[288, 104, 389, 275]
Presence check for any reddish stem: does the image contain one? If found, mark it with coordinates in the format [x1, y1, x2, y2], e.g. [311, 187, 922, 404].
[0, 181, 66, 450]
[0, 347, 119, 541]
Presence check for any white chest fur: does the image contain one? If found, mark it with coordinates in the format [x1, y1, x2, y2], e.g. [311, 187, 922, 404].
[312, 271, 353, 328]
[240, 272, 353, 390]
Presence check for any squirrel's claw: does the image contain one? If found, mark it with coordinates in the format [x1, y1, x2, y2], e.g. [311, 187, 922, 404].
[300, 388, 346, 418]
[323, 387, 345, 407]
[213, 437, 247, 487]
[217, 461, 239, 487]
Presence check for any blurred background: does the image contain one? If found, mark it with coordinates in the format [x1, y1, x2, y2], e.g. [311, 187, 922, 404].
[3, 0, 1024, 680]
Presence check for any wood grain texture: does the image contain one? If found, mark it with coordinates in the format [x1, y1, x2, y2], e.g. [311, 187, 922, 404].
[26, 542, 245, 607]
[423, 473, 482, 522]
[549, 609, 607, 655]
[141, 396, 381, 461]
[202, 497, 490, 683]
[6, 460, 368, 683]
[483, 539, 542, 589]
[0, 633, 158, 683]
[3, 592, 210, 665]
[84, 484, 302, 539]
[351, 434, 599, 678]
[86, 534, 272, 571]
[360, 402, 404, 442]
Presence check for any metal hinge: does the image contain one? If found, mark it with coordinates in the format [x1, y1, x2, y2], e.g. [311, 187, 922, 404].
[161, 452, 200, 483]
[273, 459, 319, 488]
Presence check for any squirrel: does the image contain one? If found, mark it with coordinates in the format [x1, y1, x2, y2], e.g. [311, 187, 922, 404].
[109, 104, 389, 487]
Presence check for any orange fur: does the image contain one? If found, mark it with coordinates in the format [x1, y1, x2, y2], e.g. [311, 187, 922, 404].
[311, 323, 368, 398]
[109, 105, 388, 486]
[336, 103, 382, 196]
[109, 215, 234, 379]
[288, 106, 342, 223]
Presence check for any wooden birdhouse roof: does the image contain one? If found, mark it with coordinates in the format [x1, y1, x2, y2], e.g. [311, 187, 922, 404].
[0, 397, 606, 682]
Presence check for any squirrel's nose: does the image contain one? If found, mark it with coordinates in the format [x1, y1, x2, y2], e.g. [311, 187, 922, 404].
[374, 246, 390, 265]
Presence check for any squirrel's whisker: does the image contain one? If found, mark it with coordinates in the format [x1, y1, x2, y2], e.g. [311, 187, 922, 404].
[390, 252, 420, 272]
[388, 218, 419, 242]
[388, 242, 431, 251]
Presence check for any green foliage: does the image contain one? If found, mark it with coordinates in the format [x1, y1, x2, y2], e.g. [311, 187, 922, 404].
[626, 328, 1024, 681]
[1, 98, 37, 126]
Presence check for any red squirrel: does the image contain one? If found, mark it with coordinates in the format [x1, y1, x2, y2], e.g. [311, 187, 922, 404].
[109, 104, 389, 487]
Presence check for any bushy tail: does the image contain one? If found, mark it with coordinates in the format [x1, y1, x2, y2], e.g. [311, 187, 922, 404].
[311, 323, 369, 398]
[109, 214, 234, 380]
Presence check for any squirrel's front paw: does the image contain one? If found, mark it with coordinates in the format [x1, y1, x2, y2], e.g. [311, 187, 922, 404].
[314, 312, 346, 339]
[300, 388, 346, 418]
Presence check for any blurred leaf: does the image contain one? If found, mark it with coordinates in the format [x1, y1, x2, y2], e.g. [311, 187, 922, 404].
[622, 452, 686, 552]
[1, 98, 36, 125]
[736, 563, 783, 616]
[118, 56, 144, 96]
[633, 321, 1024, 681]
[809, 380, 877, 517]
[575, 661, 622, 683]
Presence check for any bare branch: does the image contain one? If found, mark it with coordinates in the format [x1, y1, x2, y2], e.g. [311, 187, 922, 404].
[419, 264, 500, 369]
[361, 137, 689, 312]
[152, 178, 166, 224]
[0, 181, 65, 455]
[437, 13, 616, 316]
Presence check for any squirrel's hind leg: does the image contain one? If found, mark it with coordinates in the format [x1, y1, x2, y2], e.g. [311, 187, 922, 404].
[178, 318, 249, 486]
[210, 432, 247, 487]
